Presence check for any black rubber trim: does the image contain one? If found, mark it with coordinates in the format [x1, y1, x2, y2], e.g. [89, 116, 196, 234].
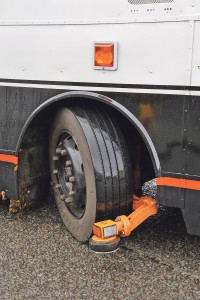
[89, 236, 120, 253]
[98, 111, 120, 217]
[0, 78, 200, 91]
[70, 104, 133, 219]
[0, 149, 17, 155]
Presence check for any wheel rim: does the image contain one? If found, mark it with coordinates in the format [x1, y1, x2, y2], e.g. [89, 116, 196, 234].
[53, 132, 86, 219]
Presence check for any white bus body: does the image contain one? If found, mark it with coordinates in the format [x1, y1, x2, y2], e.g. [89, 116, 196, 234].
[0, 0, 200, 241]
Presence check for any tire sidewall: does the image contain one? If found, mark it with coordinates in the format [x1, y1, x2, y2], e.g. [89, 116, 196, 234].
[49, 108, 97, 242]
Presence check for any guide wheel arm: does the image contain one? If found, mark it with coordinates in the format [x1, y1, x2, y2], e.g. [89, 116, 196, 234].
[89, 196, 158, 252]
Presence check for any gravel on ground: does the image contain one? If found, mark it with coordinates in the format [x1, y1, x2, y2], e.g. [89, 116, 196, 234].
[0, 195, 200, 300]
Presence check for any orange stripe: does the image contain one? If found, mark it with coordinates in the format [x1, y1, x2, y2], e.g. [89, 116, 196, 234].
[156, 177, 200, 191]
[0, 154, 18, 165]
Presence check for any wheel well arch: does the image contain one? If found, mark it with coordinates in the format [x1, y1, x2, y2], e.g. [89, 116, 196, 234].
[16, 91, 161, 179]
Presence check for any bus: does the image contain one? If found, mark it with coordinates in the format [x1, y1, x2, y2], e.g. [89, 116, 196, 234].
[0, 0, 200, 242]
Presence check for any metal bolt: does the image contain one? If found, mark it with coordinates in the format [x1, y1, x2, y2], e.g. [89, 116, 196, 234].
[55, 184, 61, 189]
[121, 222, 124, 227]
[60, 195, 66, 200]
[69, 176, 76, 183]
[56, 148, 61, 154]
[115, 216, 121, 222]
[66, 160, 72, 166]
[61, 149, 67, 156]
[65, 198, 72, 204]
[69, 191, 75, 197]
[120, 230, 125, 235]
[53, 156, 59, 161]
[53, 169, 58, 174]
[66, 167, 72, 175]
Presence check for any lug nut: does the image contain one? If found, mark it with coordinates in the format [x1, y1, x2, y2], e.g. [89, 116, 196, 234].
[56, 148, 61, 154]
[53, 156, 59, 161]
[66, 167, 72, 176]
[69, 176, 76, 183]
[61, 149, 67, 156]
[66, 160, 72, 166]
[60, 195, 66, 200]
[65, 198, 72, 204]
[69, 191, 75, 197]
[53, 169, 58, 174]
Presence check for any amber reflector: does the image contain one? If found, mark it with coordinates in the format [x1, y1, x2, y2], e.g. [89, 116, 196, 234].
[93, 225, 102, 238]
[94, 43, 114, 67]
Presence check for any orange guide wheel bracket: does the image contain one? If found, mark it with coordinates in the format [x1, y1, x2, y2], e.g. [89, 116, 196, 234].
[89, 196, 158, 252]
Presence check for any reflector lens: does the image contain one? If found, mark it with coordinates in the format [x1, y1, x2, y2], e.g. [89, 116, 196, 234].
[93, 225, 102, 238]
[94, 43, 114, 67]
[103, 225, 117, 238]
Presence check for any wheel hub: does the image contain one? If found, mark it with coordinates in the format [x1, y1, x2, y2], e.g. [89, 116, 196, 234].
[53, 132, 86, 218]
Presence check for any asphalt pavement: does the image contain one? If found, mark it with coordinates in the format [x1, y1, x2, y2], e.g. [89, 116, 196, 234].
[0, 195, 200, 300]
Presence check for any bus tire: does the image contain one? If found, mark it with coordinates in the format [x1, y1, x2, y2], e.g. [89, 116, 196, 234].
[49, 105, 133, 242]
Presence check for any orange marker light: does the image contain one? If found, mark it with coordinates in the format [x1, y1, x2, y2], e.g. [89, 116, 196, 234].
[94, 43, 114, 67]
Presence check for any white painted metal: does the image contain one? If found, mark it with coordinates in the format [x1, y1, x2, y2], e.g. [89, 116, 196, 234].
[191, 21, 200, 86]
[0, 81, 188, 95]
[0, 21, 191, 85]
[0, 0, 199, 23]
[0, 0, 199, 92]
